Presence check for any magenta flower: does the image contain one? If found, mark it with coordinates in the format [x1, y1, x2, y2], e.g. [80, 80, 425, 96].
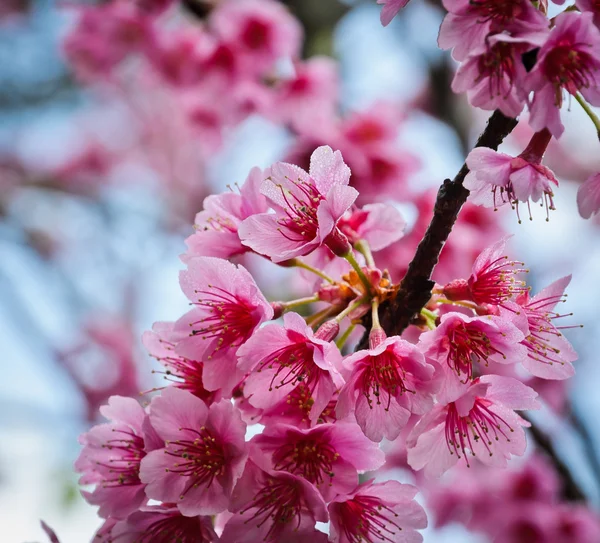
[451, 32, 547, 118]
[407, 375, 539, 478]
[251, 422, 385, 501]
[237, 311, 344, 425]
[511, 275, 578, 380]
[464, 135, 558, 220]
[328, 479, 427, 543]
[577, 0, 600, 27]
[209, 0, 302, 72]
[103, 506, 220, 543]
[525, 12, 600, 138]
[577, 172, 600, 219]
[183, 167, 268, 261]
[93, 509, 219, 542]
[139, 387, 248, 516]
[174, 256, 273, 392]
[443, 236, 528, 307]
[142, 321, 221, 404]
[419, 312, 527, 396]
[439, 0, 547, 61]
[377, 0, 411, 27]
[337, 203, 406, 251]
[75, 396, 159, 519]
[336, 335, 437, 442]
[222, 458, 328, 543]
[238, 146, 358, 262]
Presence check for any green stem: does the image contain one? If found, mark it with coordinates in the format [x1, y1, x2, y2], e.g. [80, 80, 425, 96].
[371, 298, 381, 331]
[435, 297, 479, 310]
[290, 259, 335, 284]
[336, 324, 357, 350]
[344, 251, 373, 295]
[335, 297, 367, 324]
[280, 295, 320, 311]
[306, 305, 338, 327]
[575, 93, 600, 140]
[355, 239, 375, 268]
[420, 307, 438, 330]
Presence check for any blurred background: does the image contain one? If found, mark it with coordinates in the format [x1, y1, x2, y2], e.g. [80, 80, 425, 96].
[1, 0, 600, 541]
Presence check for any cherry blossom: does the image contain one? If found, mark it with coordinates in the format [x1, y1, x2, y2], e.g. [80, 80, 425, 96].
[237, 311, 344, 425]
[174, 256, 273, 392]
[407, 375, 539, 477]
[238, 146, 358, 262]
[140, 387, 248, 516]
[337, 334, 437, 442]
[75, 396, 160, 519]
[329, 479, 427, 543]
[577, 172, 600, 219]
[251, 422, 385, 500]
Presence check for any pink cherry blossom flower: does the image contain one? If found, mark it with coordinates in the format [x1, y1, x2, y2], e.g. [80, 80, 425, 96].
[451, 32, 547, 118]
[577, 172, 600, 219]
[438, 0, 547, 61]
[95, 506, 220, 542]
[511, 275, 578, 380]
[336, 334, 437, 442]
[251, 422, 385, 501]
[238, 146, 358, 262]
[419, 312, 527, 396]
[525, 12, 600, 138]
[377, 0, 411, 26]
[183, 167, 268, 261]
[464, 131, 558, 220]
[75, 396, 159, 519]
[337, 203, 406, 251]
[577, 0, 600, 27]
[222, 458, 328, 542]
[237, 311, 344, 425]
[139, 387, 247, 516]
[407, 375, 539, 477]
[174, 256, 273, 392]
[209, 0, 302, 72]
[274, 57, 339, 132]
[442, 236, 528, 307]
[63, 3, 154, 80]
[328, 479, 427, 543]
[142, 321, 221, 404]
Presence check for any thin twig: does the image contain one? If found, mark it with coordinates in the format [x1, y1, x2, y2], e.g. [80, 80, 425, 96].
[523, 413, 586, 502]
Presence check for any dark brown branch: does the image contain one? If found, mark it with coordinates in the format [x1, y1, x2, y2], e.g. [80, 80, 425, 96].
[357, 110, 518, 349]
[523, 414, 586, 502]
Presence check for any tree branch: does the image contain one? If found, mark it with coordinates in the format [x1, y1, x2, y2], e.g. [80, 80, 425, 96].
[523, 414, 586, 502]
[357, 110, 518, 349]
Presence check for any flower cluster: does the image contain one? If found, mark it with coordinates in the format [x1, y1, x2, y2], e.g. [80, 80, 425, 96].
[426, 455, 600, 542]
[73, 147, 582, 541]
[378, 0, 600, 221]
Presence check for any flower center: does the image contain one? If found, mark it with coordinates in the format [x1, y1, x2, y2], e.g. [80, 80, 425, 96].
[445, 322, 506, 381]
[445, 399, 514, 466]
[272, 438, 340, 486]
[242, 18, 271, 50]
[360, 350, 415, 411]
[544, 42, 595, 100]
[335, 496, 403, 543]
[190, 285, 257, 358]
[132, 514, 213, 543]
[165, 427, 226, 494]
[274, 179, 323, 243]
[469, 0, 523, 25]
[257, 334, 319, 391]
[477, 42, 517, 96]
[242, 478, 304, 542]
[98, 428, 145, 487]
[470, 254, 527, 305]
